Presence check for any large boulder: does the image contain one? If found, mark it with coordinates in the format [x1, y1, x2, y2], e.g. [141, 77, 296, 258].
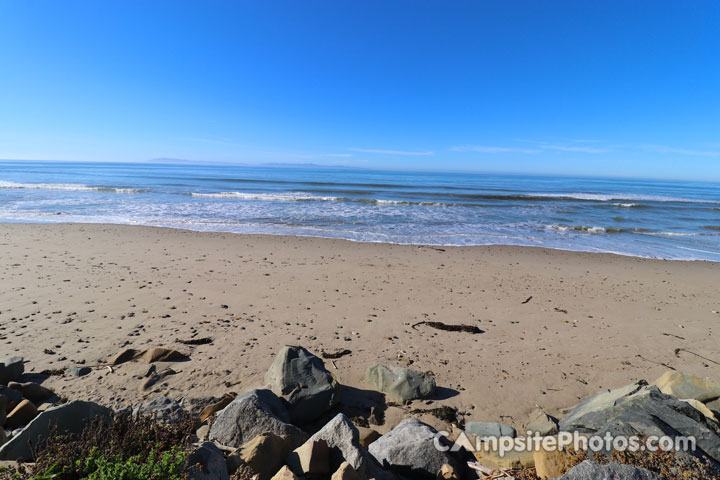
[366, 364, 436, 403]
[0, 357, 23, 385]
[185, 441, 229, 480]
[368, 418, 466, 479]
[557, 460, 660, 479]
[652, 371, 720, 402]
[265, 346, 341, 424]
[560, 382, 720, 463]
[209, 389, 307, 448]
[288, 413, 393, 480]
[0, 400, 112, 461]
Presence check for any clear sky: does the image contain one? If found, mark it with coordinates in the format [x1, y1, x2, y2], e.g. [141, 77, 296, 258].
[1, 1, 718, 179]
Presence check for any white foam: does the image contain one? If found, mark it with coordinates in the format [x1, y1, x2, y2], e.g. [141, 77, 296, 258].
[190, 192, 339, 201]
[530, 192, 700, 203]
[0, 180, 142, 193]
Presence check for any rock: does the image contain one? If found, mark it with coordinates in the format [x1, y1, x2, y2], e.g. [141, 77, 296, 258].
[557, 460, 660, 479]
[271, 466, 300, 480]
[8, 382, 54, 403]
[464, 421, 516, 439]
[227, 432, 304, 480]
[286, 439, 330, 476]
[185, 441, 229, 480]
[200, 394, 235, 423]
[110, 348, 142, 365]
[0, 430, 6, 448]
[0, 357, 23, 385]
[133, 396, 183, 423]
[332, 461, 361, 480]
[0, 395, 6, 428]
[682, 398, 718, 422]
[533, 447, 576, 479]
[558, 380, 649, 433]
[653, 371, 720, 402]
[0, 400, 112, 461]
[6, 400, 38, 429]
[526, 408, 558, 436]
[366, 364, 436, 403]
[291, 413, 391, 480]
[707, 397, 720, 414]
[368, 418, 465, 479]
[561, 382, 720, 463]
[265, 346, 341, 423]
[64, 366, 91, 377]
[209, 389, 307, 448]
[358, 426, 381, 447]
[196, 424, 209, 441]
[0, 386, 22, 408]
[473, 447, 534, 470]
[437, 463, 459, 480]
[179, 396, 221, 419]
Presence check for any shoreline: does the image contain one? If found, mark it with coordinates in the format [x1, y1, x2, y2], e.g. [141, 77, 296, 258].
[1, 220, 717, 264]
[1, 222, 719, 434]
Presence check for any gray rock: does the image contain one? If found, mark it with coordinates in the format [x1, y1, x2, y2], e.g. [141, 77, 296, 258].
[291, 413, 394, 480]
[265, 346, 340, 424]
[0, 400, 112, 461]
[0, 357, 24, 385]
[133, 396, 183, 423]
[465, 421, 516, 439]
[65, 366, 91, 377]
[559, 381, 649, 433]
[0, 386, 23, 406]
[366, 364, 436, 403]
[186, 441, 229, 480]
[558, 460, 660, 479]
[368, 418, 464, 479]
[209, 389, 307, 448]
[561, 382, 720, 463]
[179, 396, 221, 418]
[526, 408, 558, 436]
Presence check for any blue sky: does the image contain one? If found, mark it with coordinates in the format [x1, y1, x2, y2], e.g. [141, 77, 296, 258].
[0, 1, 718, 179]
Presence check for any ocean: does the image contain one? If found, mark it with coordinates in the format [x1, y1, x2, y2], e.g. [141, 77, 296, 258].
[1, 160, 719, 261]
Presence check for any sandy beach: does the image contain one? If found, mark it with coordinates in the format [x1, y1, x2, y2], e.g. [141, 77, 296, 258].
[2, 223, 719, 433]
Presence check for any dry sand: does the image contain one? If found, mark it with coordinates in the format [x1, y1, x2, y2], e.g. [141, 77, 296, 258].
[1, 223, 719, 432]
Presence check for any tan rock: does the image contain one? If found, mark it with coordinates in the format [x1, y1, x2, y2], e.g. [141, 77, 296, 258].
[271, 466, 300, 480]
[227, 432, 304, 480]
[6, 399, 38, 428]
[682, 398, 718, 422]
[8, 382, 54, 403]
[140, 347, 189, 363]
[473, 445, 534, 469]
[533, 447, 576, 479]
[357, 426, 381, 447]
[706, 397, 720, 413]
[438, 463, 459, 479]
[331, 461, 361, 480]
[652, 371, 720, 402]
[195, 424, 209, 441]
[200, 393, 234, 423]
[286, 439, 329, 476]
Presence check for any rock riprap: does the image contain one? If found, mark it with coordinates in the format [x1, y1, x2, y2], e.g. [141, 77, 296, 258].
[265, 346, 341, 424]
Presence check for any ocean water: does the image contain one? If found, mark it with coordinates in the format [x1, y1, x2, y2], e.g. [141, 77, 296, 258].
[1, 160, 719, 261]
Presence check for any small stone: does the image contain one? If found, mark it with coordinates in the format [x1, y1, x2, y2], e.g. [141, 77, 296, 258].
[558, 460, 659, 479]
[65, 366, 91, 377]
[526, 408, 559, 436]
[185, 441, 229, 480]
[438, 463, 459, 480]
[8, 382, 54, 403]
